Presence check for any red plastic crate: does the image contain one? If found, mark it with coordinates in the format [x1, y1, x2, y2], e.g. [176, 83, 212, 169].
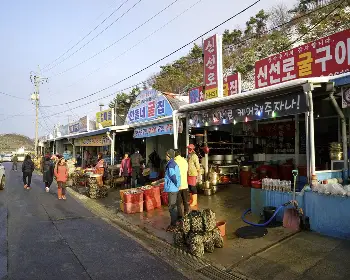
[161, 192, 169, 206]
[153, 186, 160, 198]
[154, 196, 161, 209]
[144, 198, 155, 212]
[123, 192, 143, 204]
[123, 201, 143, 214]
[143, 188, 154, 200]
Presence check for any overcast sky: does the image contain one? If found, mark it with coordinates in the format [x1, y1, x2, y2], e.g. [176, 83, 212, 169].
[0, 0, 295, 138]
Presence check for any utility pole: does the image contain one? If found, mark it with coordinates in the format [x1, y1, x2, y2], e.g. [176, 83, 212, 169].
[30, 66, 48, 157]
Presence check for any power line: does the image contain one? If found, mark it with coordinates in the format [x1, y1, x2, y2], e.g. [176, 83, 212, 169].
[50, 0, 340, 99]
[42, 0, 131, 71]
[45, 0, 142, 73]
[0, 91, 30, 100]
[41, 0, 262, 108]
[48, 0, 182, 78]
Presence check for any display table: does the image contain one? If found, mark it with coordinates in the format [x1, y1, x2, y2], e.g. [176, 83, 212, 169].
[304, 192, 350, 239]
[251, 189, 304, 221]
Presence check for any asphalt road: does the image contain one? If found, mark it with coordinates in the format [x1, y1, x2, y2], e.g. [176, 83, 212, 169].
[0, 162, 188, 280]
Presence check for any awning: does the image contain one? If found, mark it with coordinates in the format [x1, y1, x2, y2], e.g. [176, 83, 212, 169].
[331, 73, 350, 87]
[128, 116, 173, 128]
[66, 128, 111, 139]
[178, 77, 332, 113]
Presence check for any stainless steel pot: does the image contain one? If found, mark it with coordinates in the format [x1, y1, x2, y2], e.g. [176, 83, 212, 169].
[204, 188, 213, 196]
[209, 155, 225, 162]
[225, 155, 234, 161]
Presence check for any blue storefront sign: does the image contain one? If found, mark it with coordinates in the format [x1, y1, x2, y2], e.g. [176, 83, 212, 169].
[133, 121, 174, 138]
[125, 89, 173, 125]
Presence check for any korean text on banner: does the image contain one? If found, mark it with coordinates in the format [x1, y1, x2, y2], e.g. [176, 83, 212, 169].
[223, 73, 241, 96]
[204, 34, 223, 100]
[189, 86, 204, 104]
[255, 29, 350, 89]
[96, 109, 115, 128]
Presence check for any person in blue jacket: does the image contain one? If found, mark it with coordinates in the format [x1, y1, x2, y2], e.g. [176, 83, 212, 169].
[164, 149, 181, 232]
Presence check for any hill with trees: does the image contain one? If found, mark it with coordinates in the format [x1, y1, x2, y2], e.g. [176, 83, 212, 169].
[0, 134, 34, 153]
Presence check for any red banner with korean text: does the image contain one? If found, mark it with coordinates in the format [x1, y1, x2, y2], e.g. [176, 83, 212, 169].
[255, 29, 350, 89]
[223, 73, 241, 96]
[204, 34, 223, 100]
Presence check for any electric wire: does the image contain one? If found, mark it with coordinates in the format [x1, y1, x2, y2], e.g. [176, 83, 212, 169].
[42, 0, 131, 71]
[40, 0, 262, 108]
[48, 0, 182, 78]
[45, 0, 142, 73]
[0, 91, 30, 100]
[49, 0, 343, 94]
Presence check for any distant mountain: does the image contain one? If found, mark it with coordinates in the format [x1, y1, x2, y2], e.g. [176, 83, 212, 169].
[0, 134, 34, 153]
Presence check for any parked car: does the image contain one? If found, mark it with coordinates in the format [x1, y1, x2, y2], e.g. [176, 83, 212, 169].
[2, 154, 12, 162]
[0, 163, 5, 190]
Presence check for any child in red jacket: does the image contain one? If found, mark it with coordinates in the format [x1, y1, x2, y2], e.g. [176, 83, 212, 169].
[54, 158, 68, 200]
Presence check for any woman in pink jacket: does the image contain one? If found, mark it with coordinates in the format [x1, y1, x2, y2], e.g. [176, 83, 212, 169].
[54, 158, 68, 200]
[119, 152, 132, 188]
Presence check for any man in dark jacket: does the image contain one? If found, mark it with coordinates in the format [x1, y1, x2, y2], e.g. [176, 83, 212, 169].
[22, 155, 35, 190]
[42, 156, 54, 192]
[130, 150, 143, 187]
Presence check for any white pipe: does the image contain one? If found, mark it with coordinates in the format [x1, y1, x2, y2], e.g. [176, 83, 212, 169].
[295, 114, 299, 167]
[111, 132, 116, 165]
[307, 91, 316, 177]
[172, 110, 178, 150]
[305, 112, 310, 183]
[330, 92, 348, 177]
[185, 114, 189, 157]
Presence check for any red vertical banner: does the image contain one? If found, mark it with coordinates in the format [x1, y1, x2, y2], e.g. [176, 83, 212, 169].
[255, 29, 350, 89]
[223, 73, 242, 96]
[203, 34, 223, 100]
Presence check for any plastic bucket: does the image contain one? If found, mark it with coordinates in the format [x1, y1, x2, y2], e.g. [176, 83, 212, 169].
[216, 221, 226, 237]
[263, 206, 277, 225]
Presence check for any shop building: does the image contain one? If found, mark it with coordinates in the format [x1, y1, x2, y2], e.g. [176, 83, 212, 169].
[125, 89, 187, 173]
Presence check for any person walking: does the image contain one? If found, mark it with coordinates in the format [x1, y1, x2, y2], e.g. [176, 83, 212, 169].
[164, 149, 181, 232]
[54, 158, 68, 200]
[42, 155, 54, 192]
[187, 144, 200, 207]
[119, 152, 132, 188]
[22, 155, 34, 190]
[174, 150, 189, 219]
[12, 154, 18, 171]
[130, 149, 143, 187]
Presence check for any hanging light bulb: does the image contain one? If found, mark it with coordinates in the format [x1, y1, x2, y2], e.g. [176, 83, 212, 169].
[245, 116, 248, 122]
[257, 110, 261, 117]
[233, 119, 237, 125]
[189, 118, 193, 125]
[196, 123, 200, 128]
[272, 111, 276, 118]
[205, 121, 209, 126]
[222, 118, 227, 124]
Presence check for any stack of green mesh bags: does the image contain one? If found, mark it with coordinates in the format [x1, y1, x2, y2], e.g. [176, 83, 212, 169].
[173, 209, 224, 257]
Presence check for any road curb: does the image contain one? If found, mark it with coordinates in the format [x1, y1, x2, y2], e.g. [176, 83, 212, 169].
[67, 187, 254, 280]
[0, 186, 8, 280]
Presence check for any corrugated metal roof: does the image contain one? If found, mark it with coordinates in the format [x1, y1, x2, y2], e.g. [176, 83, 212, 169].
[178, 77, 332, 113]
[163, 92, 188, 110]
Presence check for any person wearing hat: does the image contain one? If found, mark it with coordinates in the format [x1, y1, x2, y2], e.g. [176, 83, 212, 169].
[187, 144, 200, 207]
[174, 150, 189, 219]
[164, 149, 181, 232]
